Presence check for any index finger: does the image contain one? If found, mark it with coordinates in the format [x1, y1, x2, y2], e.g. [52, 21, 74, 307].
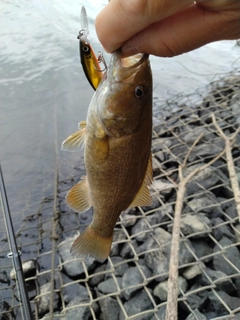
[95, 0, 194, 53]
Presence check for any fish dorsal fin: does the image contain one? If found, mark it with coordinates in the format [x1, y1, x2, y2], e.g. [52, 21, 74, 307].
[61, 122, 86, 152]
[66, 176, 92, 213]
[129, 154, 153, 208]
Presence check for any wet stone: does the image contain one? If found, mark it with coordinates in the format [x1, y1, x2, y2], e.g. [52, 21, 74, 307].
[180, 284, 208, 312]
[111, 229, 127, 256]
[131, 218, 151, 241]
[120, 239, 138, 258]
[121, 266, 152, 300]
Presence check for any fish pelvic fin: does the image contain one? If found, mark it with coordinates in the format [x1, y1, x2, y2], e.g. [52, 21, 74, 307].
[129, 154, 153, 208]
[71, 226, 112, 262]
[66, 177, 92, 213]
[61, 122, 86, 152]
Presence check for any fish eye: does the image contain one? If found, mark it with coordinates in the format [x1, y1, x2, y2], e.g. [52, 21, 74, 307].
[135, 86, 144, 98]
[83, 45, 90, 53]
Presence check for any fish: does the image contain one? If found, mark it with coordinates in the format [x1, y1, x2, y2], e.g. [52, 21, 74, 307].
[78, 6, 105, 90]
[62, 51, 153, 262]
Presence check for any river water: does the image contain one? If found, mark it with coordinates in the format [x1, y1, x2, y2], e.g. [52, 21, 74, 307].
[0, 0, 240, 235]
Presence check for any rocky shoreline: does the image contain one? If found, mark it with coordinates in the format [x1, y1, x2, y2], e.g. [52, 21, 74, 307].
[2, 72, 240, 320]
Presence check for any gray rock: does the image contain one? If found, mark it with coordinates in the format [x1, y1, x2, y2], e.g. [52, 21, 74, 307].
[208, 291, 240, 316]
[153, 276, 187, 301]
[212, 217, 235, 241]
[183, 262, 206, 280]
[147, 205, 173, 226]
[188, 140, 224, 162]
[119, 289, 154, 320]
[182, 164, 220, 196]
[213, 237, 240, 275]
[185, 309, 207, 320]
[191, 239, 213, 263]
[38, 282, 59, 314]
[58, 235, 95, 277]
[150, 305, 166, 320]
[131, 218, 151, 241]
[196, 267, 237, 295]
[178, 214, 211, 238]
[154, 151, 165, 162]
[88, 264, 106, 287]
[120, 239, 138, 258]
[150, 179, 175, 197]
[10, 259, 36, 280]
[121, 266, 152, 300]
[120, 210, 138, 228]
[234, 224, 240, 243]
[142, 193, 161, 211]
[152, 138, 172, 153]
[184, 193, 222, 218]
[111, 229, 127, 256]
[60, 273, 89, 304]
[0, 270, 9, 284]
[144, 228, 195, 280]
[182, 126, 215, 144]
[61, 297, 98, 320]
[98, 294, 120, 320]
[98, 277, 122, 294]
[105, 256, 129, 279]
[180, 284, 208, 311]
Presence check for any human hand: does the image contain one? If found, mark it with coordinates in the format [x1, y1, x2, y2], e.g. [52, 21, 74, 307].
[95, 0, 240, 57]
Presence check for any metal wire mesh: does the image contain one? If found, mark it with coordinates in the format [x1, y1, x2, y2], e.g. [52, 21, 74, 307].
[1, 70, 240, 320]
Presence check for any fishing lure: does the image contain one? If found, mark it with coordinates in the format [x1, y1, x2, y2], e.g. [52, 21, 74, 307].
[78, 6, 106, 90]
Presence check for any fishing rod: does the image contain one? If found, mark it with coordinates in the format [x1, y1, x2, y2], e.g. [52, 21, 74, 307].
[0, 164, 34, 320]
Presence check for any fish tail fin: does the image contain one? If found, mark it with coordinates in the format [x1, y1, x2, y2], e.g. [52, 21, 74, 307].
[71, 226, 112, 262]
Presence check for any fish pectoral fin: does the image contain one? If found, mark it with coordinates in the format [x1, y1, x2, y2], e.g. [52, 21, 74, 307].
[66, 177, 92, 213]
[71, 226, 112, 262]
[78, 121, 86, 130]
[61, 126, 86, 152]
[129, 154, 153, 208]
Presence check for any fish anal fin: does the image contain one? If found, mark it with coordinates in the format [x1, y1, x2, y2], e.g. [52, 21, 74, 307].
[61, 127, 86, 152]
[129, 183, 152, 208]
[129, 154, 153, 208]
[66, 178, 92, 213]
[71, 226, 112, 262]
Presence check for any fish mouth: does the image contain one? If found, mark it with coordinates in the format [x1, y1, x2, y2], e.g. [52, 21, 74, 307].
[109, 51, 149, 83]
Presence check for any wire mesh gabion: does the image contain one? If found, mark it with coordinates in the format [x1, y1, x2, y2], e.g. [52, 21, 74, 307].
[1, 70, 240, 320]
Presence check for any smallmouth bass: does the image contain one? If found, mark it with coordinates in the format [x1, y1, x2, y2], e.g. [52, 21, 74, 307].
[62, 51, 153, 262]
